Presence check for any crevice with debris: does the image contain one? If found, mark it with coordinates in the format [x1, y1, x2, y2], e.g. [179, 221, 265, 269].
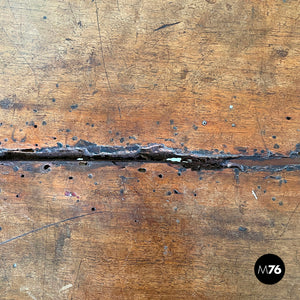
[0, 140, 299, 172]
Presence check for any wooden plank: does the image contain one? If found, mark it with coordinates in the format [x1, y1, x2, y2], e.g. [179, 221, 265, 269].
[0, 0, 299, 154]
[0, 161, 299, 299]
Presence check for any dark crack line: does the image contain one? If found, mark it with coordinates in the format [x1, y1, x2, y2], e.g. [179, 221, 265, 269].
[0, 211, 103, 246]
[0, 142, 299, 171]
[154, 21, 181, 31]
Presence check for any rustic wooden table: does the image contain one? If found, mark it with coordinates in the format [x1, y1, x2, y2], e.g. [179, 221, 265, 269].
[0, 0, 299, 299]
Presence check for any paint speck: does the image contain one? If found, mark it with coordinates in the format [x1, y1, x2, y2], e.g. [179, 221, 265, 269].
[94, 182, 98, 185]
[129, 136, 137, 140]
[229, 105, 233, 109]
[238, 226, 247, 232]
[88, 174, 93, 178]
[57, 142, 63, 148]
[156, 121, 160, 125]
[176, 219, 180, 224]
[170, 120, 174, 125]
[52, 98, 56, 102]
[272, 135, 276, 139]
[252, 190, 258, 200]
[56, 83, 59, 88]
[274, 144, 280, 149]
[232, 123, 236, 127]
[166, 157, 181, 162]
[43, 16, 47, 19]
[42, 121, 47, 126]
[70, 104, 78, 110]
[13, 166, 19, 172]
[65, 191, 71, 196]
[166, 191, 172, 196]
[13, 263, 17, 268]
[202, 120, 207, 126]
[163, 246, 168, 255]
[272, 197, 276, 201]
[193, 124, 198, 130]
[72, 136, 78, 141]
[279, 201, 283, 206]
[120, 137, 124, 143]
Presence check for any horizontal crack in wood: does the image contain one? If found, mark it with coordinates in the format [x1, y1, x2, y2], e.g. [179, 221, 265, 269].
[0, 140, 299, 171]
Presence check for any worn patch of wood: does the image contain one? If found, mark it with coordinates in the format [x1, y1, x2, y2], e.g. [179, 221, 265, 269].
[0, 0, 299, 298]
[0, 0, 299, 154]
[0, 162, 299, 299]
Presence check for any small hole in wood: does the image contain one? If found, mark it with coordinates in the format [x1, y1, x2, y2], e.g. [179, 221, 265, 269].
[43, 165, 50, 170]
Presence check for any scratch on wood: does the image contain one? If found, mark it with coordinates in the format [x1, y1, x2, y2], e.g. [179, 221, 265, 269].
[0, 211, 102, 246]
[279, 201, 300, 237]
[154, 21, 181, 31]
[59, 284, 73, 293]
[94, 0, 112, 92]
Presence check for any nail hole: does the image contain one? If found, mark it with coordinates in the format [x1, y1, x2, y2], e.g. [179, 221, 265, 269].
[69, 176, 73, 180]
[43, 164, 51, 170]
[138, 168, 146, 173]
[158, 174, 163, 178]
[33, 125, 37, 128]
[286, 116, 291, 120]
[91, 207, 96, 211]
[20, 174, 24, 178]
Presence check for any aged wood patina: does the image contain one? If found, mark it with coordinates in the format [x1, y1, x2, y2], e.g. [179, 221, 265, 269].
[0, 0, 299, 299]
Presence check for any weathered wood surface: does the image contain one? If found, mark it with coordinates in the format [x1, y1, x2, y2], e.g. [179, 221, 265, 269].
[0, 162, 299, 299]
[0, 0, 299, 299]
[0, 0, 299, 154]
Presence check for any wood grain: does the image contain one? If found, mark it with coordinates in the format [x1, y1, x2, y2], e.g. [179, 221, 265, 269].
[0, 161, 299, 299]
[0, 0, 299, 299]
[0, 0, 299, 154]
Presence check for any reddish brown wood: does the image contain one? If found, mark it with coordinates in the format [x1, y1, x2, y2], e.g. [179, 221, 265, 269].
[0, 162, 299, 299]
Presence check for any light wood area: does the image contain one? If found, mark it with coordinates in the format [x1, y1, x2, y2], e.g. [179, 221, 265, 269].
[0, 162, 299, 299]
[0, 0, 299, 154]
